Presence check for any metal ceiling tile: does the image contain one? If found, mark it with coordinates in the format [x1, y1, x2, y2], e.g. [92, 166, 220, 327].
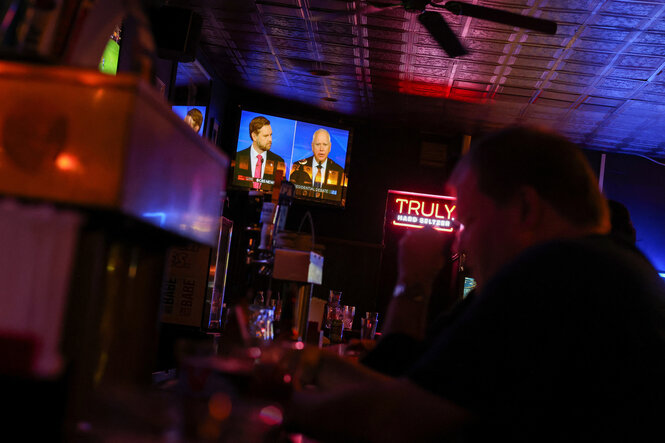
[648, 19, 665, 32]
[456, 70, 501, 83]
[411, 66, 450, 77]
[641, 82, 665, 94]
[581, 27, 632, 41]
[315, 22, 357, 36]
[256, 4, 302, 17]
[541, 91, 581, 102]
[636, 32, 665, 44]
[566, 50, 615, 65]
[496, 86, 533, 97]
[465, 39, 511, 54]
[524, 34, 572, 46]
[411, 56, 452, 69]
[412, 45, 451, 57]
[574, 38, 626, 52]
[601, 1, 661, 17]
[496, 94, 533, 104]
[608, 68, 654, 81]
[513, 57, 555, 70]
[369, 49, 402, 63]
[516, 44, 564, 58]
[592, 14, 645, 29]
[540, 10, 590, 25]
[597, 77, 643, 90]
[318, 33, 357, 45]
[591, 87, 637, 98]
[268, 37, 310, 50]
[560, 62, 606, 76]
[584, 96, 626, 107]
[543, 83, 589, 95]
[467, 27, 515, 41]
[365, 16, 408, 30]
[458, 62, 497, 74]
[265, 26, 310, 40]
[308, 0, 353, 10]
[626, 44, 665, 56]
[505, 66, 548, 79]
[552, 72, 595, 85]
[618, 54, 664, 68]
[620, 100, 665, 113]
[502, 78, 542, 89]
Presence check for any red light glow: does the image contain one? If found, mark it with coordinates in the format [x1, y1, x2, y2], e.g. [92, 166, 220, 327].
[208, 393, 232, 421]
[259, 405, 283, 426]
[55, 153, 82, 172]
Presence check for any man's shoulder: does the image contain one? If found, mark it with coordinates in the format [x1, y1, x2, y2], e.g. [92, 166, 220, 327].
[292, 156, 313, 166]
[491, 235, 663, 303]
[267, 150, 285, 162]
[327, 158, 344, 171]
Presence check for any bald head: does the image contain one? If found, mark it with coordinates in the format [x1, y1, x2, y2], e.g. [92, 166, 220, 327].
[312, 129, 331, 163]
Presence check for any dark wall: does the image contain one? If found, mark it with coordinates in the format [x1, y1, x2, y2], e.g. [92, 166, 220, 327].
[601, 152, 665, 272]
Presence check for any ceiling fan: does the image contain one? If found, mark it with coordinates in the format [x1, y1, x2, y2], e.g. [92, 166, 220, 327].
[313, 0, 557, 58]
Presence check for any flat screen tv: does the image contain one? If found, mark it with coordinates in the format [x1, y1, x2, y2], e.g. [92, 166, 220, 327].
[231, 109, 352, 207]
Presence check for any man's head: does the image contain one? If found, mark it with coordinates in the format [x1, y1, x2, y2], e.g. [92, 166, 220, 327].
[185, 108, 203, 132]
[249, 116, 272, 153]
[449, 126, 610, 289]
[311, 129, 331, 163]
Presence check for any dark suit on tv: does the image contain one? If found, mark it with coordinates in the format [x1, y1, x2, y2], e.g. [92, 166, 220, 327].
[233, 147, 286, 191]
[289, 155, 345, 200]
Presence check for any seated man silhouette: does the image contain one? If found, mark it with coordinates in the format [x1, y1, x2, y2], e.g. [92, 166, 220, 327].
[283, 126, 665, 443]
[234, 116, 286, 191]
[290, 128, 345, 199]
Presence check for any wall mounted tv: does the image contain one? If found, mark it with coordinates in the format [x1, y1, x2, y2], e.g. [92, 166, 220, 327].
[231, 109, 352, 207]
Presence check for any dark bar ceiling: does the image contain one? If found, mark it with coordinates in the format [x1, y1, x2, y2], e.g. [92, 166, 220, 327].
[170, 0, 665, 159]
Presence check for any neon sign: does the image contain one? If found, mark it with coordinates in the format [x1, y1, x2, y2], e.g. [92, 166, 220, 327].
[386, 190, 457, 232]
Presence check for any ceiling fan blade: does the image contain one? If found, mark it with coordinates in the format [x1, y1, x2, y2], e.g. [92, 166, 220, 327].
[441, 1, 557, 35]
[417, 11, 468, 58]
[310, 2, 402, 22]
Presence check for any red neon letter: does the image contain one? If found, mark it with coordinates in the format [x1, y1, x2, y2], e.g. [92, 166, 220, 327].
[408, 200, 421, 215]
[395, 198, 409, 213]
[434, 203, 446, 219]
[421, 201, 435, 217]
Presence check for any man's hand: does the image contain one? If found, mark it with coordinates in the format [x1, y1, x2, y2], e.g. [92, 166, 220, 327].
[397, 227, 453, 288]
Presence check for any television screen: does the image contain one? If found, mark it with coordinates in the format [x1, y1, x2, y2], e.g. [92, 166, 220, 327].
[172, 105, 206, 136]
[231, 109, 351, 206]
[98, 25, 121, 75]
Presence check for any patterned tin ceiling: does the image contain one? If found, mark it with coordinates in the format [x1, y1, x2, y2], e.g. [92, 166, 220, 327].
[170, 0, 665, 159]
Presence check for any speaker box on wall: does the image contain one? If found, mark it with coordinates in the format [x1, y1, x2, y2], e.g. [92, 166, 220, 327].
[150, 6, 202, 63]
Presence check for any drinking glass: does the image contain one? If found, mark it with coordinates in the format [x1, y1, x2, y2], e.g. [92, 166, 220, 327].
[325, 290, 342, 329]
[248, 305, 275, 342]
[342, 305, 355, 330]
[360, 312, 378, 340]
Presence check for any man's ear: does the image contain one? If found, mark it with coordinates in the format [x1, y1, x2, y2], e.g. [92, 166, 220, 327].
[515, 186, 544, 231]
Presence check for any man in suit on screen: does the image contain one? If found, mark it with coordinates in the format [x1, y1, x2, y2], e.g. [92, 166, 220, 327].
[290, 128, 345, 199]
[234, 116, 286, 191]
